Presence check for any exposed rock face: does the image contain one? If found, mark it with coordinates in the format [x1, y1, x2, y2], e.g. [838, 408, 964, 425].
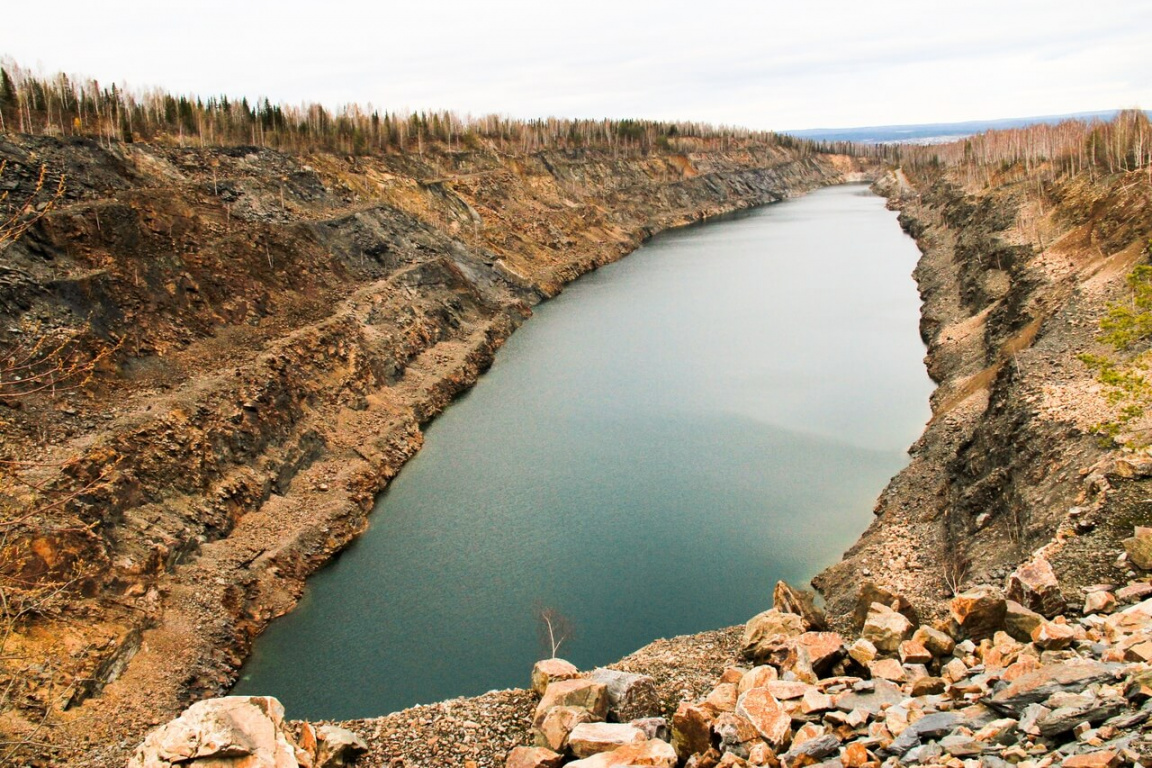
[950, 587, 1007, 640]
[2, 135, 857, 767]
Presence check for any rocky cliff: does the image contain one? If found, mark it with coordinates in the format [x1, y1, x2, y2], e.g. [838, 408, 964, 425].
[0, 135, 861, 765]
[814, 164, 1152, 627]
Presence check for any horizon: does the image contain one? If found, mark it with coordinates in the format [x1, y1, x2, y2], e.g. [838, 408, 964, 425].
[1, 0, 1149, 132]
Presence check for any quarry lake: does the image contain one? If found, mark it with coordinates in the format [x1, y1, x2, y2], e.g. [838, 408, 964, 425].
[234, 183, 934, 720]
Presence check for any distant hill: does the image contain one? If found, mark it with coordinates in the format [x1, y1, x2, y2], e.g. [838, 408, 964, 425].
[786, 110, 1151, 145]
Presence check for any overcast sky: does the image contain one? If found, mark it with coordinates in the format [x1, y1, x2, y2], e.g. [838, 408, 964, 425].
[2, 0, 1149, 131]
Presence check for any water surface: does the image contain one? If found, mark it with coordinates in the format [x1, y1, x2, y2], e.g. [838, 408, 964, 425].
[235, 184, 932, 719]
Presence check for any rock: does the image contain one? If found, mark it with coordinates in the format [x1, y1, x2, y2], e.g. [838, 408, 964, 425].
[1018, 703, 1050, 736]
[630, 717, 670, 742]
[950, 587, 1007, 640]
[847, 638, 877, 667]
[852, 582, 918, 630]
[764, 680, 811, 700]
[719, 668, 747, 685]
[712, 713, 760, 758]
[782, 734, 840, 765]
[672, 702, 715, 760]
[703, 683, 739, 713]
[795, 632, 845, 675]
[741, 609, 805, 662]
[938, 733, 982, 757]
[1115, 581, 1152, 603]
[1031, 620, 1076, 650]
[773, 580, 829, 631]
[1084, 591, 1117, 615]
[862, 603, 913, 654]
[127, 696, 300, 768]
[735, 688, 792, 750]
[911, 625, 955, 657]
[800, 690, 834, 714]
[833, 680, 904, 715]
[1037, 698, 1125, 737]
[567, 723, 647, 758]
[869, 658, 905, 682]
[565, 738, 677, 768]
[910, 676, 947, 696]
[898, 639, 932, 665]
[314, 725, 368, 768]
[532, 658, 580, 694]
[1123, 527, 1152, 570]
[1124, 669, 1152, 701]
[589, 668, 661, 722]
[1103, 597, 1152, 640]
[1004, 600, 1045, 643]
[1005, 556, 1065, 618]
[506, 746, 564, 768]
[941, 657, 968, 682]
[738, 666, 778, 696]
[536, 706, 596, 752]
[987, 661, 1122, 716]
[535, 679, 609, 726]
[1062, 751, 1121, 768]
[841, 741, 871, 768]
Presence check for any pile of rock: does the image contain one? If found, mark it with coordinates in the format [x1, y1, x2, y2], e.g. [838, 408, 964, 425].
[127, 695, 367, 768]
[508, 658, 676, 767]
[506, 573, 1152, 768]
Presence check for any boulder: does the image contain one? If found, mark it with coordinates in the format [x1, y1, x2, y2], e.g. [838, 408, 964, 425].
[781, 734, 840, 765]
[911, 625, 954, 657]
[1103, 597, 1152, 641]
[127, 696, 301, 768]
[588, 668, 660, 722]
[1005, 556, 1064, 617]
[833, 680, 904, 715]
[869, 658, 905, 682]
[314, 725, 368, 768]
[898, 639, 932, 665]
[861, 603, 913, 653]
[565, 738, 677, 768]
[987, 661, 1122, 716]
[703, 683, 738, 713]
[773, 580, 829, 630]
[1084, 590, 1117, 615]
[567, 723, 647, 758]
[910, 676, 946, 696]
[672, 701, 715, 760]
[852, 582, 918, 630]
[534, 679, 609, 726]
[1123, 526, 1152, 570]
[532, 658, 580, 694]
[950, 587, 1007, 640]
[1063, 752, 1121, 768]
[535, 706, 596, 752]
[1003, 600, 1044, 643]
[1030, 620, 1075, 650]
[795, 632, 845, 675]
[737, 665, 778, 696]
[630, 717, 670, 742]
[741, 609, 804, 662]
[712, 713, 760, 759]
[734, 688, 792, 750]
[847, 638, 877, 666]
[506, 746, 564, 768]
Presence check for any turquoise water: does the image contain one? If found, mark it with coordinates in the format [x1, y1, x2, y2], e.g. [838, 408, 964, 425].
[234, 184, 933, 720]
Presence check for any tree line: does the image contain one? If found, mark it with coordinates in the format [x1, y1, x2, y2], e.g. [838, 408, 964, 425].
[889, 110, 1152, 182]
[0, 59, 876, 159]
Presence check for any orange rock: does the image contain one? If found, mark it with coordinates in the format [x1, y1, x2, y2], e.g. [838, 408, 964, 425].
[534, 679, 609, 726]
[950, 587, 1007, 640]
[1061, 750, 1120, 768]
[672, 701, 715, 760]
[506, 746, 564, 768]
[898, 639, 932, 664]
[841, 741, 871, 768]
[531, 658, 580, 695]
[735, 688, 792, 750]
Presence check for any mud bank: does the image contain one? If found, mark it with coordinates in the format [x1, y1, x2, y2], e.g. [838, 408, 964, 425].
[0, 135, 862, 765]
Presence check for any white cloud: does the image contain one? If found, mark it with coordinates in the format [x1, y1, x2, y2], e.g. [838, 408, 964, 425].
[1, 0, 1148, 129]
